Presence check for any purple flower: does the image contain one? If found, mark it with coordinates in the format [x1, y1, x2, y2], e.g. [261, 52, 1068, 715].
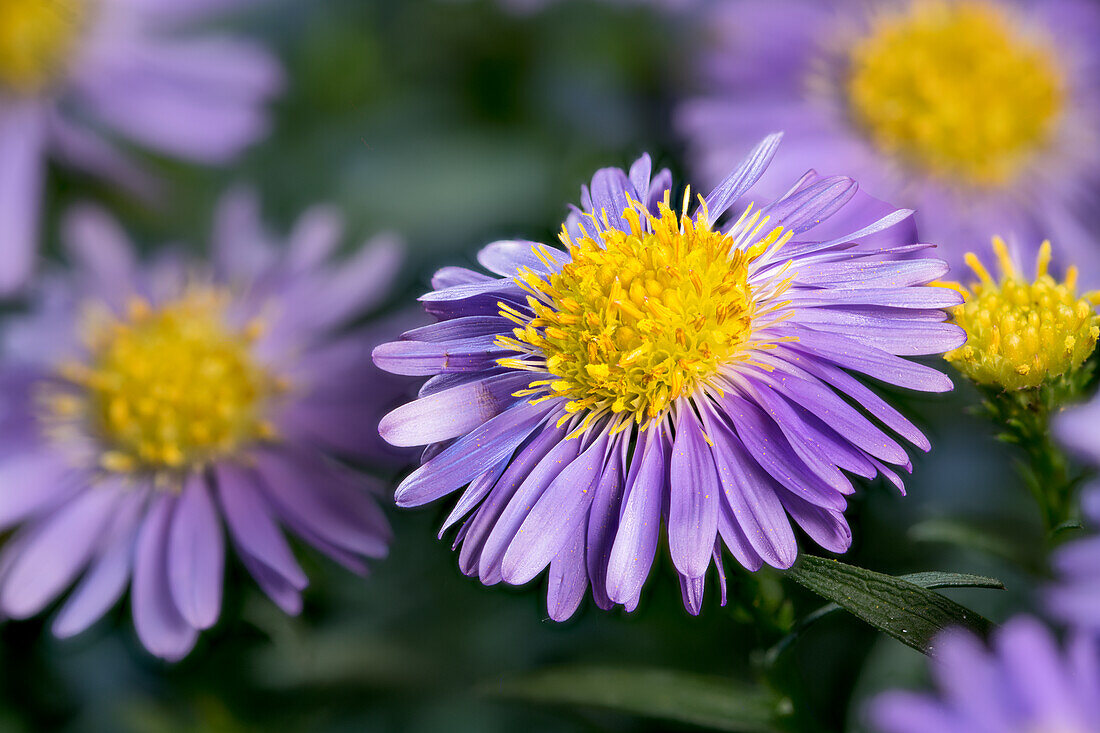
[373, 134, 964, 620]
[678, 0, 1100, 283]
[0, 0, 282, 293]
[1048, 400, 1100, 630]
[0, 189, 403, 661]
[869, 617, 1100, 733]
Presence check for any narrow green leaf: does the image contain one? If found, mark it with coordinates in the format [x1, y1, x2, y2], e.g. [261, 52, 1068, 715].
[486, 666, 781, 732]
[784, 556, 998, 655]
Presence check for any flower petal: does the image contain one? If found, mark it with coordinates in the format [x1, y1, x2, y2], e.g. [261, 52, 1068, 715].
[132, 494, 198, 661]
[168, 473, 224, 630]
[668, 409, 720, 578]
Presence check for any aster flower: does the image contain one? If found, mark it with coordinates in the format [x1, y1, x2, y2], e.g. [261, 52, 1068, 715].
[1049, 448, 1100, 630]
[373, 134, 964, 620]
[0, 0, 282, 293]
[869, 617, 1100, 733]
[678, 0, 1100, 282]
[0, 190, 402, 660]
[943, 237, 1100, 391]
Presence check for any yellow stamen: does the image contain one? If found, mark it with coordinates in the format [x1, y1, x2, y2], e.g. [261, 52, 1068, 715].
[944, 239, 1099, 390]
[47, 288, 280, 474]
[501, 199, 786, 427]
[0, 0, 85, 95]
[846, 0, 1064, 188]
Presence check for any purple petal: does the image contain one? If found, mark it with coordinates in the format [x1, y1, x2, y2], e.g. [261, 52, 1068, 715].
[479, 435, 583, 584]
[61, 204, 138, 306]
[52, 492, 145, 638]
[586, 435, 628, 610]
[589, 166, 633, 231]
[668, 409, 720, 578]
[628, 153, 652, 203]
[778, 491, 851, 554]
[457, 423, 565, 576]
[0, 482, 123, 618]
[477, 240, 563, 277]
[379, 372, 532, 447]
[762, 176, 856, 235]
[776, 344, 930, 451]
[0, 103, 46, 293]
[402, 316, 511, 343]
[786, 326, 955, 393]
[237, 551, 302, 615]
[394, 400, 556, 507]
[700, 406, 797, 568]
[679, 573, 706, 616]
[371, 335, 508, 376]
[546, 521, 588, 622]
[286, 204, 343, 272]
[254, 449, 390, 560]
[132, 494, 198, 661]
[439, 460, 508, 535]
[501, 434, 608, 585]
[702, 133, 782, 225]
[168, 473, 224, 630]
[606, 427, 669, 606]
[718, 393, 845, 511]
[0, 451, 80, 530]
[215, 462, 307, 589]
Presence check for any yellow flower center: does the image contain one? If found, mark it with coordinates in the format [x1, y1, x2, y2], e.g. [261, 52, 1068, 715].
[846, 0, 1064, 188]
[51, 290, 279, 474]
[497, 196, 791, 434]
[945, 237, 1100, 390]
[0, 0, 85, 95]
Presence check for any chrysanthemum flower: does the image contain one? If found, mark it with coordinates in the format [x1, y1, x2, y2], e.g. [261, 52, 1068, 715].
[943, 237, 1100, 390]
[0, 190, 402, 660]
[869, 617, 1100, 733]
[678, 0, 1100, 281]
[0, 0, 282, 292]
[374, 134, 964, 620]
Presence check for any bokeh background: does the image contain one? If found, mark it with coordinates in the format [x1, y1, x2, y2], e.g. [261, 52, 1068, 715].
[8, 0, 1046, 730]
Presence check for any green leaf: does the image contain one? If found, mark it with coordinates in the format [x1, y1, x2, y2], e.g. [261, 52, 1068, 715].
[784, 556, 1000, 655]
[486, 666, 781, 732]
[764, 570, 1004, 667]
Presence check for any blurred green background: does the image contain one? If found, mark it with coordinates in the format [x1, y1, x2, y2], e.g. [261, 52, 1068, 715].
[18, 1, 1045, 731]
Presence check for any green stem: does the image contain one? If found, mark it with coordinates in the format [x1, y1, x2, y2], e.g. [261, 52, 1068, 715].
[980, 370, 1091, 538]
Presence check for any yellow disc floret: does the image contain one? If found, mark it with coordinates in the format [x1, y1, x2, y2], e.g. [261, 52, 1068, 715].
[944, 237, 1100, 390]
[497, 194, 792, 435]
[0, 0, 85, 95]
[846, 0, 1064, 188]
[53, 290, 279, 474]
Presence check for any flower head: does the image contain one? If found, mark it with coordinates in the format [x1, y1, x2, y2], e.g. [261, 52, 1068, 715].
[0, 190, 403, 660]
[0, 0, 282, 292]
[869, 617, 1100, 733]
[374, 135, 964, 619]
[679, 0, 1100, 281]
[944, 237, 1100, 390]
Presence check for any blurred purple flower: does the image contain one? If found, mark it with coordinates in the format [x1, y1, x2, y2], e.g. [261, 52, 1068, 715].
[678, 0, 1100, 283]
[373, 134, 963, 620]
[0, 190, 404, 661]
[869, 617, 1100, 733]
[1048, 399, 1100, 630]
[0, 0, 283, 293]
